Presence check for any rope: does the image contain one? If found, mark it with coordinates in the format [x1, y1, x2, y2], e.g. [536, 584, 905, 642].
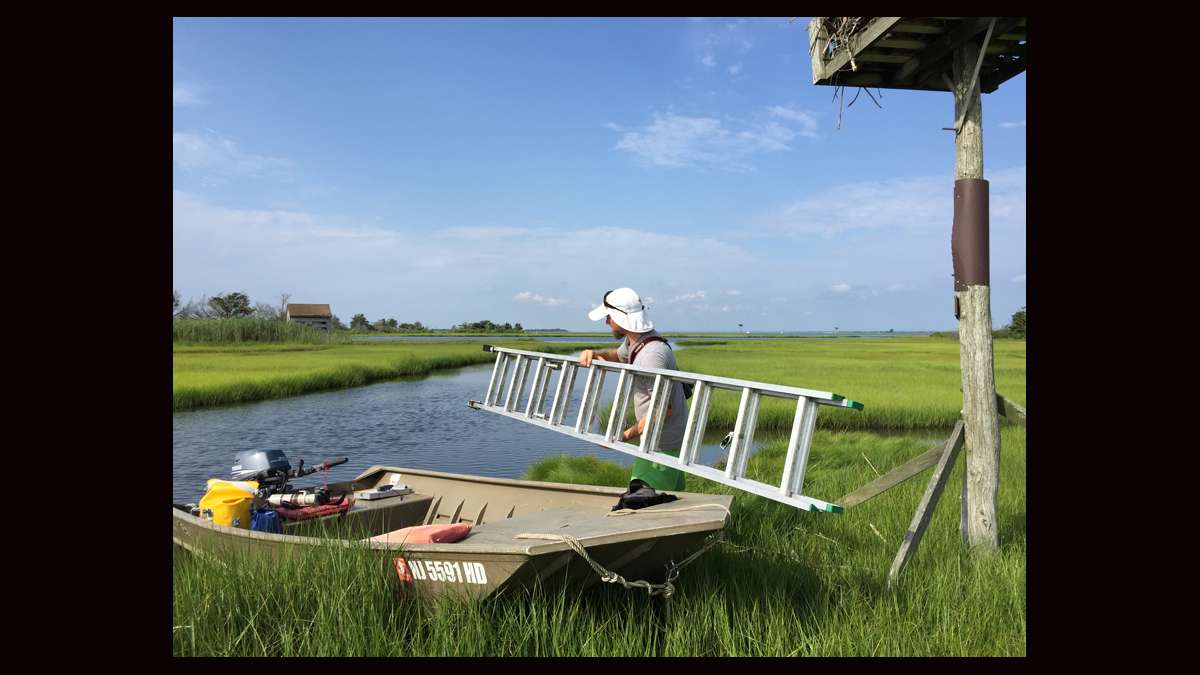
[513, 529, 726, 598]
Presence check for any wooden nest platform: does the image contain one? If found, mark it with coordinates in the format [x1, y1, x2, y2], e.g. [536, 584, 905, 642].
[808, 17, 1027, 93]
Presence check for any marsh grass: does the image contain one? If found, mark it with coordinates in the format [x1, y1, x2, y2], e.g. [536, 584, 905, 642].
[673, 338, 1026, 432]
[173, 318, 352, 344]
[173, 336, 1026, 655]
[172, 341, 608, 411]
[174, 427, 1026, 656]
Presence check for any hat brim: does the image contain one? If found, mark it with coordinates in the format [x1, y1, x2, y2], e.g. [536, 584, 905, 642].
[588, 304, 653, 332]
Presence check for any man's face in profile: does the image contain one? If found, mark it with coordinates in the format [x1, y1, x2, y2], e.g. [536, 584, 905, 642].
[605, 315, 626, 340]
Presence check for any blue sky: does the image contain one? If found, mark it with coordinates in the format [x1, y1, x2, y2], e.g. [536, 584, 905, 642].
[173, 17, 1026, 331]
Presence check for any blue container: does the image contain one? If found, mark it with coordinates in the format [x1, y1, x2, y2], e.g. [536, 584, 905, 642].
[250, 509, 282, 534]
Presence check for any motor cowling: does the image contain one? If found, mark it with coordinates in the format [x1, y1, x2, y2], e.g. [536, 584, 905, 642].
[231, 450, 291, 482]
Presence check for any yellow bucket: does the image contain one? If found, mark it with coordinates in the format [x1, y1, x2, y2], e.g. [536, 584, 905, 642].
[199, 479, 259, 529]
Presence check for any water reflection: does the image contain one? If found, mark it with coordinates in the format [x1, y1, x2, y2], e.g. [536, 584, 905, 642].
[172, 350, 740, 503]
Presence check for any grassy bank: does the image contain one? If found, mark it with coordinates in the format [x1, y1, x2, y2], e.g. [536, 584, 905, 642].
[174, 337, 1024, 429]
[174, 426, 1026, 656]
[172, 340, 609, 411]
[671, 337, 1026, 432]
[173, 318, 352, 344]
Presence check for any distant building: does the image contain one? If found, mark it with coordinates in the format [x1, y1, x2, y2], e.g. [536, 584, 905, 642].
[286, 303, 333, 331]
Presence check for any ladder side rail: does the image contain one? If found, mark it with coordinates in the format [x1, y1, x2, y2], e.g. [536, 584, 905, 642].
[484, 346, 851, 406]
[678, 381, 712, 467]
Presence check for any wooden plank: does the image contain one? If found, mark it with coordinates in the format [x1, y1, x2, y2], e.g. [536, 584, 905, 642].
[818, 72, 954, 92]
[839, 444, 943, 507]
[980, 42, 1027, 93]
[894, 16, 1023, 88]
[892, 21, 951, 35]
[887, 421, 966, 586]
[811, 17, 904, 83]
[998, 394, 1026, 426]
[856, 51, 912, 64]
[876, 37, 928, 50]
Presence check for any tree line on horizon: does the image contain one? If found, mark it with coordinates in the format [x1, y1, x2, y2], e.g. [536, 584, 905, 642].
[174, 290, 530, 333]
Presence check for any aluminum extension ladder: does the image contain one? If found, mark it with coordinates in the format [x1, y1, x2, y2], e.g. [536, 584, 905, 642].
[467, 344, 864, 513]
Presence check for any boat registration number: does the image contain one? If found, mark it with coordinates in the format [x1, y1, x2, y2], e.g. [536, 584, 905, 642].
[394, 558, 488, 585]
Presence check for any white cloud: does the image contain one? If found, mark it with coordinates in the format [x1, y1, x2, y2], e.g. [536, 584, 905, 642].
[831, 283, 852, 294]
[613, 108, 819, 171]
[515, 291, 568, 307]
[763, 165, 1026, 238]
[672, 290, 708, 303]
[887, 283, 913, 292]
[728, 63, 742, 76]
[440, 226, 532, 240]
[1012, 274, 1026, 283]
[725, 289, 742, 296]
[1000, 120, 1026, 129]
[767, 105, 820, 138]
[692, 18, 755, 66]
[173, 130, 292, 179]
[602, 122, 624, 132]
[174, 192, 760, 328]
[173, 85, 206, 107]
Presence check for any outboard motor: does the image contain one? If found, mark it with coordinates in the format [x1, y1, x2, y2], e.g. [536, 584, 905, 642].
[232, 449, 292, 483]
[230, 449, 350, 503]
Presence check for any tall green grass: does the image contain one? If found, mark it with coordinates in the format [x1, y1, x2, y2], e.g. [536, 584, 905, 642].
[673, 338, 1026, 432]
[174, 426, 1026, 656]
[172, 341, 609, 411]
[173, 318, 351, 344]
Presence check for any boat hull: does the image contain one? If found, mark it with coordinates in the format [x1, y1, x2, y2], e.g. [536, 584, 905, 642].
[174, 465, 732, 598]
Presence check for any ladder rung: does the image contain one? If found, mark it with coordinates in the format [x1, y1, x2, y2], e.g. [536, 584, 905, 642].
[606, 370, 633, 443]
[724, 388, 760, 481]
[640, 374, 672, 454]
[678, 380, 711, 467]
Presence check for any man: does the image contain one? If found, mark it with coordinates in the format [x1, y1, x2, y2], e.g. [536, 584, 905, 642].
[580, 288, 687, 491]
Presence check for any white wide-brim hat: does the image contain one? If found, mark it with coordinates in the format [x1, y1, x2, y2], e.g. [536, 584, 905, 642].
[587, 287, 654, 332]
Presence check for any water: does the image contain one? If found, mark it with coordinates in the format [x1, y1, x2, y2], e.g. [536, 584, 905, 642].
[172, 348, 740, 504]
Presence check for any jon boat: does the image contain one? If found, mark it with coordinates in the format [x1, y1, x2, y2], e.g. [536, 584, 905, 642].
[173, 464, 733, 598]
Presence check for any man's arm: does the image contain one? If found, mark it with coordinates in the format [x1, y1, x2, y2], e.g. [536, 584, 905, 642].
[579, 348, 621, 367]
[622, 405, 671, 442]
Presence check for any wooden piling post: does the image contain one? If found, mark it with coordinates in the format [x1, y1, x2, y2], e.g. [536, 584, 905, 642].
[953, 38, 1001, 553]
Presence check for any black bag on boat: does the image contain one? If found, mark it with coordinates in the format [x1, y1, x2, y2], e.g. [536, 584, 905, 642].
[611, 479, 679, 511]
